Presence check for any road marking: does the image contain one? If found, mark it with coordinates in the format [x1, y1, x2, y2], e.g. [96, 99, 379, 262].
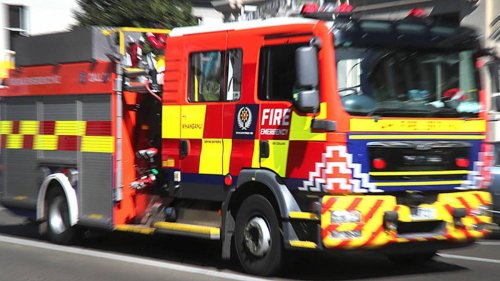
[438, 253, 500, 264]
[0, 234, 267, 281]
[476, 241, 500, 246]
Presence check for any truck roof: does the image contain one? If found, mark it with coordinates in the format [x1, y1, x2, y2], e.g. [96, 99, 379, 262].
[169, 17, 320, 37]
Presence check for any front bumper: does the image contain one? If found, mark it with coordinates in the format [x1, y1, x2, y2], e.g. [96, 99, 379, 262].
[320, 191, 492, 250]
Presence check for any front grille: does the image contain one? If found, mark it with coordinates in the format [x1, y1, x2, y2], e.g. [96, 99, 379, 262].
[368, 141, 470, 181]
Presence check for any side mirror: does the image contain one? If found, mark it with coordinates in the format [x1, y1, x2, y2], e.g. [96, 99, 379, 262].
[295, 46, 320, 113]
[296, 46, 318, 87]
[295, 89, 320, 113]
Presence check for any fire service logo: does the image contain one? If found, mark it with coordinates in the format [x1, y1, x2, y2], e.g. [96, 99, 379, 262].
[237, 106, 252, 131]
[233, 105, 258, 139]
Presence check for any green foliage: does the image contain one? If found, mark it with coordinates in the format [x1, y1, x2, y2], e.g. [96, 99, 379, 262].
[73, 0, 197, 29]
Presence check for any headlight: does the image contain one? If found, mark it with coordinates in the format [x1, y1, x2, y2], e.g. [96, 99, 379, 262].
[331, 210, 362, 224]
[331, 230, 362, 239]
[471, 205, 490, 217]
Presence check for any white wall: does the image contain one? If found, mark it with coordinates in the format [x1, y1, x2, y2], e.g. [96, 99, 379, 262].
[5, 0, 79, 34]
[1, 0, 79, 51]
[192, 7, 224, 25]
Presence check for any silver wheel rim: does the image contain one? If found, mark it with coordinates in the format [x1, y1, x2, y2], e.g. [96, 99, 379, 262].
[243, 216, 271, 257]
[49, 197, 67, 235]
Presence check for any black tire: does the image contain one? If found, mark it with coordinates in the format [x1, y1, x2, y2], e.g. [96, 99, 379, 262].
[387, 251, 437, 266]
[235, 195, 283, 276]
[44, 189, 79, 245]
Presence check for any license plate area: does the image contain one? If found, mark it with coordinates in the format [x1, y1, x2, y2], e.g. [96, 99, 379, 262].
[410, 207, 437, 221]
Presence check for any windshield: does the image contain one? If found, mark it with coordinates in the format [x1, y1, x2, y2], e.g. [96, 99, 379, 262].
[336, 48, 480, 117]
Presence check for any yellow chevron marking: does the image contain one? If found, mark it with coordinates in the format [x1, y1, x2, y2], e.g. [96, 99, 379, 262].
[289, 240, 317, 249]
[350, 119, 485, 133]
[289, 212, 319, 220]
[370, 170, 470, 176]
[375, 180, 466, 187]
[349, 135, 485, 140]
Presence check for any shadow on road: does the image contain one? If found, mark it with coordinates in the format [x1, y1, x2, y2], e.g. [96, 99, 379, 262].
[0, 218, 469, 280]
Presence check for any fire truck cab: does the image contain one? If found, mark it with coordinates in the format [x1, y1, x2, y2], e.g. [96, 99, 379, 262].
[0, 11, 496, 276]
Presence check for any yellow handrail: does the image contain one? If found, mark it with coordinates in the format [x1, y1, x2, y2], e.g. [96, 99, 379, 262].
[101, 27, 171, 56]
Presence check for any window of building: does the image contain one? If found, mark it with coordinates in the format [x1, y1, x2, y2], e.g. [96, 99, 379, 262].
[188, 49, 242, 102]
[7, 5, 28, 50]
[258, 43, 305, 101]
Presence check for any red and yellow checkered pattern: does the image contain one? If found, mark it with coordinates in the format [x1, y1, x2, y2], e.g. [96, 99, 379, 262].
[0, 120, 113, 153]
[320, 191, 492, 249]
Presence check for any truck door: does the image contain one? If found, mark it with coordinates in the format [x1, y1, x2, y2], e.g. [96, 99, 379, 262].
[178, 33, 227, 201]
[257, 41, 310, 178]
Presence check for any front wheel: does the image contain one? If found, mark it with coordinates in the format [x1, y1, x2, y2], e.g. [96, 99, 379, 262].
[235, 195, 283, 276]
[44, 189, 79, 245]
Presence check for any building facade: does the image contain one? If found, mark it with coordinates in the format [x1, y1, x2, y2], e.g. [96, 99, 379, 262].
[0, 0, 80, 82]
[0, 1, 223, 84]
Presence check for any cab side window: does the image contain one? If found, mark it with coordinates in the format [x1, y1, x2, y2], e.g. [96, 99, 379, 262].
[189, 51, 223, 102]
[188, 49, 243, 102]
[258, 43, 305, 101]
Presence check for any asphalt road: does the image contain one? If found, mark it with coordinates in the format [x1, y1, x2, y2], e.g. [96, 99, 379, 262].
[0, 206, 499, 281]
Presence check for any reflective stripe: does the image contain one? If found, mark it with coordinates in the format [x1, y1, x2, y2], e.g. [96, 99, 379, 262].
[251, 139, 260, 168]
[81, 136, 114, 153]
[180, 105, 206, 139]
[199, 138, 223, 174]
[162, 105, 180, 139]
[1, 120, 113, 153]
[370, 170, 470, 176]
[6, 134, 22, 149]
[350, 134, 485, 140]
[289, 212, 319, 220]
[350, 118, 486, 133]
[0, 121, 12, 134]
[289, 240, 317, 249]
[260, 140, 289, 177]
[19, 121, 39, 135]
[289, 102, 327, 141]
[375, 180, 466, 187]
[34, 135, 58, 150]
[223, 139, 232, 175]
[55, 121, 86, 136]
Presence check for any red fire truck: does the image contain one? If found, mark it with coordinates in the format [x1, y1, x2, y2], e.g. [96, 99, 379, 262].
[0, 9, 496, 276]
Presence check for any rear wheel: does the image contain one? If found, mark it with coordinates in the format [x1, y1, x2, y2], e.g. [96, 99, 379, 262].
[44, 189, 79, 245]
[235, 195, 283, 276]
